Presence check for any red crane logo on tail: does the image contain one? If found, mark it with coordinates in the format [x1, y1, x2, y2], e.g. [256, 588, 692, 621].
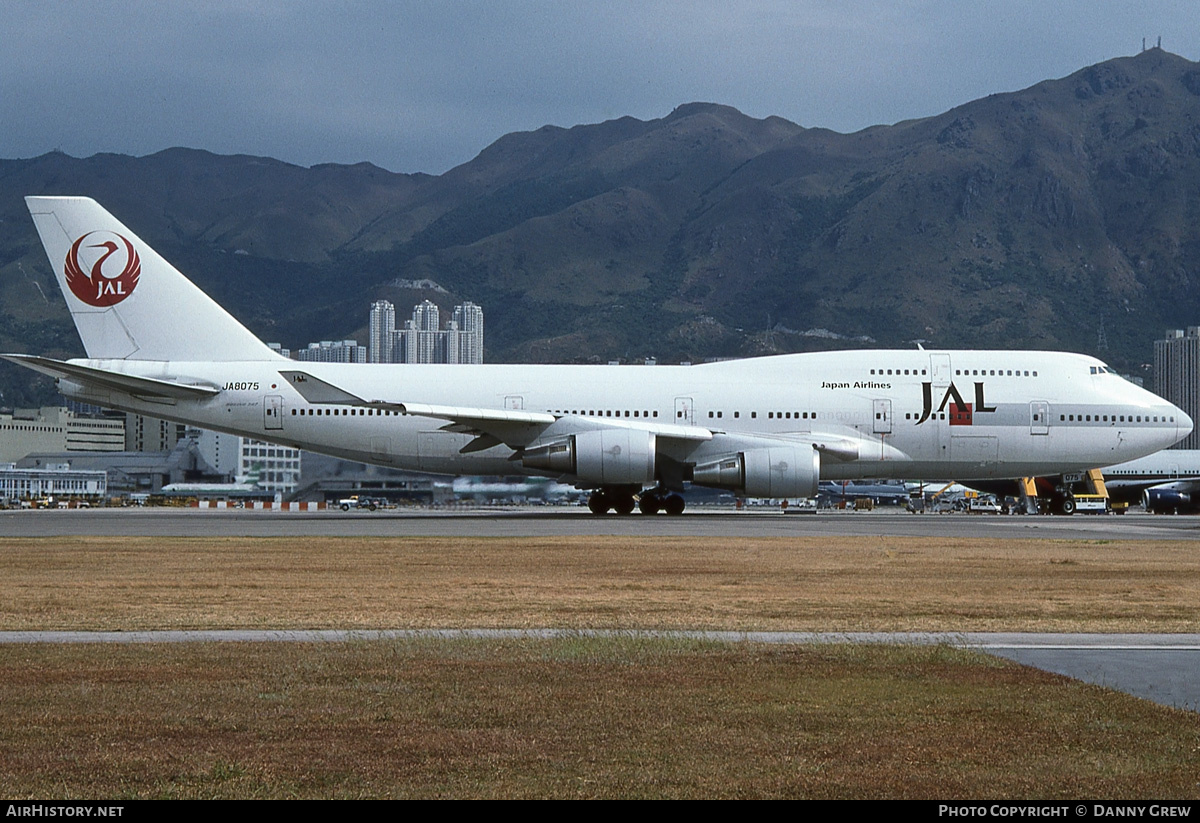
[64, 231, 140, 307]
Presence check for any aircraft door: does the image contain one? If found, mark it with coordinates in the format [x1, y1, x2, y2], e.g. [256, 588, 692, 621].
[264, 395, 284, 430]
[873, 399, 892, 434]
[928, 353, 952, 455]
[1030, 401, 1049, 435]
[929, 353, 952, 387]
[505, 395, 524, 410]
[675, 397, 694, 425]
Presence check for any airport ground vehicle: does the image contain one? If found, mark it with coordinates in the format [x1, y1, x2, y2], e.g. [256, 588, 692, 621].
[1068, 493, 1109, 514]
[967, 495, 1001, 513]
[337, 495, 379, 512]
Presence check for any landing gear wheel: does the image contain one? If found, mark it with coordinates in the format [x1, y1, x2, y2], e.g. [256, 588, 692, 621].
[639, 494, 662, 515]
[588, 491, 611, 515]
[612, 493, 636, 516]
[664, 494, 685, 516]
[1058, 496, 1076, 516]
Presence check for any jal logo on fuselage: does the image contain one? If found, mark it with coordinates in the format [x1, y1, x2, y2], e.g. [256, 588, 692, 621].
[916, 381, 995, 426]
[64, 231, 141, 307]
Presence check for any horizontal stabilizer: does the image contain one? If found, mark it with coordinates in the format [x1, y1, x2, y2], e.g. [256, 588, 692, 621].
[1, 354, 220, 399]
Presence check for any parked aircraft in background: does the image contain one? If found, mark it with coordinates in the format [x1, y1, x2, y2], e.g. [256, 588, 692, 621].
[972, 449, 1200, 514]
[5, 197, 1192, 516]
[1103, 450, 1200, 513]
[816, 480, 911, 508]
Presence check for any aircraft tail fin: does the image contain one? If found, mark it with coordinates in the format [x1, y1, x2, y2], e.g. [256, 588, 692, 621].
[24, 196, 282, 362]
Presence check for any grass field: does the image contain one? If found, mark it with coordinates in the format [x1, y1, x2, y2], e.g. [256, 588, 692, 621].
[2, 535, 1199, 798]
[4, 535, 1200, 632]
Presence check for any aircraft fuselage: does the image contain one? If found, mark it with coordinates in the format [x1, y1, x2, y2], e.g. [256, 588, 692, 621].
[58, 349, 1187, 485]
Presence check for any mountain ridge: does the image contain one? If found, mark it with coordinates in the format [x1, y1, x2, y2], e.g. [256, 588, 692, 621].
[3, 49, 1200, 405]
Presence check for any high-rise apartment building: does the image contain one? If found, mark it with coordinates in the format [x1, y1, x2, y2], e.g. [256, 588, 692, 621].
[1154, 327, 1200, 450]
[368, 300, 396, 363]
[300, 299, 483, 365]
[452, 301, 484, 364]
[395, 300, 442, 364]
[411, 299, 440, 332]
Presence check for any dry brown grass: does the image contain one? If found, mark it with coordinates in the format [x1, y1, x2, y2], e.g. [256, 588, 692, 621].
[4, 534, 1200, 799]
[2, 638, 1199, 799]
[1, 535, 1198, 632]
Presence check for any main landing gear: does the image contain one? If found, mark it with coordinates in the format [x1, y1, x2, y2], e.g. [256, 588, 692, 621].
[588, 488, 635, 515]
[587, 487, 686, 515]
[638, 489, 686, 516]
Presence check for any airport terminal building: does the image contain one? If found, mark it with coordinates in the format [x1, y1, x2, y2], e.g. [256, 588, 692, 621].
[0, 462, 107, 502]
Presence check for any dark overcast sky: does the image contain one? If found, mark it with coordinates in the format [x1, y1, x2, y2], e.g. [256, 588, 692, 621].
[4, 1, 1197, 175]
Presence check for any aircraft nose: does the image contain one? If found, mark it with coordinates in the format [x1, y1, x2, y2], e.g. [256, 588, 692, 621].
[1177, 407, 1194, 444]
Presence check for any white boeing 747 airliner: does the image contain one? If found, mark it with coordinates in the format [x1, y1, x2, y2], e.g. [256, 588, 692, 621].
[5, 197, 1192, 515]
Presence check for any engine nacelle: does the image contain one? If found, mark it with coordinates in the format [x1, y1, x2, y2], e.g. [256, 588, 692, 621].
[1144, 487, 1192, 514]
[522, 430, 656, 485]
[693, 446, 820, 499]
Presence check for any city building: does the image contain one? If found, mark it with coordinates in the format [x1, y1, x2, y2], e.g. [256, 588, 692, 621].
[196, 429, 302, 496]
[368, 300, 396, 363]
[0, 462, 107, 503]
[0, 406, 125, 463]
[67, 414, 126, 452]
[296, 340, 367, 363]
[17, 438, 226, 498]
[291, 299, 482, 365]
[126, 413, 187, 452]
[237, 438, 302, 495]
[451, 301, 484, 364]
[378, 299, 483, 364]
[395, 299, 442, 364]
[1154, 328, 1200, 450]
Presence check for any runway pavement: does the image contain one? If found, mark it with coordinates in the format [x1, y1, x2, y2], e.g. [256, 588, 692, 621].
[4, 506, 1199, 711]
[5, 504, 1200, 539]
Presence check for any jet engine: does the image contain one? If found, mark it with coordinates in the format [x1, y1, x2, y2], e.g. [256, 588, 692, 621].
[521, 430, 656, 485]
[1143, 487, 1192, 514]
[692, 445, 820, 498]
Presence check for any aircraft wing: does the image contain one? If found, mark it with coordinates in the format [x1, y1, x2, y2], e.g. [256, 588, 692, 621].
[2, 354, 220, 400]
[279, 369, 557, 427]
[277, 369, 866, 462]
[279, 368, 715, 452]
